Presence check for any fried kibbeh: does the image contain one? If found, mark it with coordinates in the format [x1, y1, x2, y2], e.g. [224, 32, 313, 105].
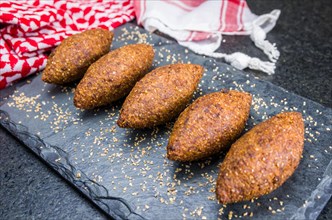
[167, 90, 252, 162]
[216, 112, 304, 204]
[74, 44, 154, 109]
[117, 63, 203, 128]
[42, 28, 113, 84]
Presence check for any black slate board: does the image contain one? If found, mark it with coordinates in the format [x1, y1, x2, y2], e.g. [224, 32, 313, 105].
[0, 23, 331, 220]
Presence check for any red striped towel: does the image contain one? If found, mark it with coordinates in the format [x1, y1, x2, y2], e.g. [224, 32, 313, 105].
[134, 0, 280, 75]
[0, 0, 135, 89]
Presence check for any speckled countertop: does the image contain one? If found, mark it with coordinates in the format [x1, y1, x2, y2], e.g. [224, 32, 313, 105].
[0, 0, 331, 219]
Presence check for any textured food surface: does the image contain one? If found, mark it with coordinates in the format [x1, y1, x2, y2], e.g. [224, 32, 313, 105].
[167, 90, 252, 161]
[42, 28, 113, 84]
[216, 112, 305, 204]
[74, 44, 154, 109]
[117, 63, 203, 128]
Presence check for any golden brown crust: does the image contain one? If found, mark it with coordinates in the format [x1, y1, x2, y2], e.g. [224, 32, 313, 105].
[167, 90, 252, 162]
[216, 112, 304, 204]
[74, 44, 154, 109]
[42, 28, 113, 84]
[117, 63, 203, 128]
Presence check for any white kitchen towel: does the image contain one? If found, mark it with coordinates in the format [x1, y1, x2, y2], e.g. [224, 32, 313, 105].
[134, 0, 280, 74]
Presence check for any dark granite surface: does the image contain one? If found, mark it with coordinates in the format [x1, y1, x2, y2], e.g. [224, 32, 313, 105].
[0, 0, 331, 219]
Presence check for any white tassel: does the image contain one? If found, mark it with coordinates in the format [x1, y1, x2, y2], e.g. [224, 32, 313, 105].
[191, 50, 276, 75]
[248, 57, 276, 75]
[250, 25, 280, 62]
[189, 12, 280, 75]
[225, 52, 276, 75]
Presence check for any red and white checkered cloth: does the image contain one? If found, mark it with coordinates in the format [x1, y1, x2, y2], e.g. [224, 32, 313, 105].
[135, 0, 280, 75]
[0, 0, 280, 89]
[0, 0, 135, 89]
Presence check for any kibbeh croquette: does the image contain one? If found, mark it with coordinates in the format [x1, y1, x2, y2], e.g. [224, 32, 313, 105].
[42, 28, 113, 84]
[216, 112, 304, 204]
[74, 44, 154, 109]
[167, 90, 252, 161]
[117, 63, 204, 128]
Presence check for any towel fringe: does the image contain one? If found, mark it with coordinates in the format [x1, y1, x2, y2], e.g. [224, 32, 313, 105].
[190, 50, 276, 75]
[250, 25, 280, 62]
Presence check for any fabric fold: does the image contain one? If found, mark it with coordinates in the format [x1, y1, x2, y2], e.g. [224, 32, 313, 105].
[135, 0, 280, 75]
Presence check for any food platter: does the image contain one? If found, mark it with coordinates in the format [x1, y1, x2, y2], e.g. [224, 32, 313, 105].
[0, 24, 331, 219]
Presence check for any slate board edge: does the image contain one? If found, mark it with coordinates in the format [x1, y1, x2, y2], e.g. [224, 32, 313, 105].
[289, 162, 332, 219]
[1, 77, 332, 220]
[1, 90, 331, 220]
[0, 110, 145, 220]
